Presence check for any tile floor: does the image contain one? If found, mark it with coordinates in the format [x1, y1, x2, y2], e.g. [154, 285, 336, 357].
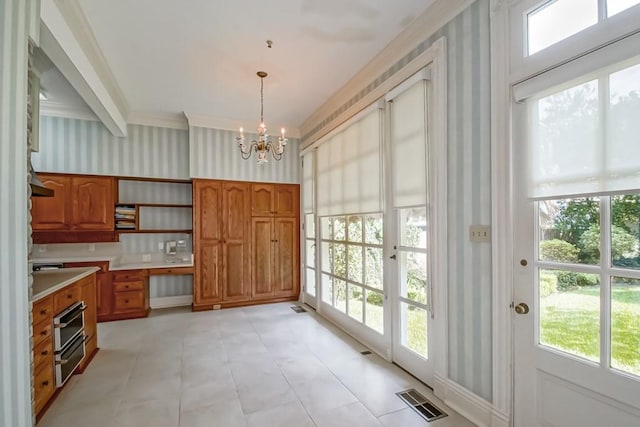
[38, 303, 476, 427]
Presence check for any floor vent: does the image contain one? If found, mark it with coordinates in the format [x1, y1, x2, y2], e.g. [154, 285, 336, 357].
[360, 350, 373, 355]
[290, 305, 307, 313]
[396, 389, 447, 422]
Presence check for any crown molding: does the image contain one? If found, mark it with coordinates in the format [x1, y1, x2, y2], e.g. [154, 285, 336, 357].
[128, 111, 188, 130]
[299, 0, 474, 142]
[184, 112, 301, 138]
[40, 100, 99, 122]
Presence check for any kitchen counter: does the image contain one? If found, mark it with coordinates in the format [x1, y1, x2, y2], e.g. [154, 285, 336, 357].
[32, 267, 99, 302]
[110, 259, 193, 271]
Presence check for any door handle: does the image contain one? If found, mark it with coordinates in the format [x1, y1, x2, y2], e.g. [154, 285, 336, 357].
[514, 303, 529, 315]
[390, 254, 396, 260]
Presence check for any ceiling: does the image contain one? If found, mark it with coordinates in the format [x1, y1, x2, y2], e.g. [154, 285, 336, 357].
[49, 0, 436, 134]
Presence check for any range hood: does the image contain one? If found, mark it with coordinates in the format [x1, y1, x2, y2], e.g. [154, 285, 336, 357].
[28, 159, 53, 197]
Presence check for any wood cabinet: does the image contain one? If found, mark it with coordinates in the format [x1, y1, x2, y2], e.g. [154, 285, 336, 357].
[32, 173, 116, 243]
[252, 217, 299, 298]
[32, 272, 98, 421]
[63, 261, 112, 322]
[251, 183, 299, 217]
[109, 269, 149, 320]
[194, 179, 300, 311]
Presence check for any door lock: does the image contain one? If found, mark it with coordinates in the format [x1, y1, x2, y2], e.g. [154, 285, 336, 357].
[514, 303, 530, 315]
[390, 254, 396, 260]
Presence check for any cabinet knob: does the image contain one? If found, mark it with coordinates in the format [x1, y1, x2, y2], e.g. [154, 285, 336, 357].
[41, 350, 48, 356]
[124, 300, 129, 303]
[40, 330, 47, 336]
[42, 380, 49, 386]
[40, 309, 47, 315]
[67, 294, 72, 299]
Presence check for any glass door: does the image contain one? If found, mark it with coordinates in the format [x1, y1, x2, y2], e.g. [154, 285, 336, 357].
[303, 213, 317, 308]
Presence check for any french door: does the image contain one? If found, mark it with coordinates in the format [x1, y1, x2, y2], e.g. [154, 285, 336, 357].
[512, 58, 640, 426]
[303, 213, 318, 308]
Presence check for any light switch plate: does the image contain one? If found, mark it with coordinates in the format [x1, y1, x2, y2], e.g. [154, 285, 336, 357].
[469, 225, 491, 243]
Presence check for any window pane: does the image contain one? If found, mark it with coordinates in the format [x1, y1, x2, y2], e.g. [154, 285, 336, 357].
[347, 245, 363, 284]
[538, 198, 600, 265]
[322, 273, 333, 304]
[306, 268, 316, 297]
[321, 217, 332, 240]
[348, 284, 364, 323]
[365, 214, 383, 245]
[528, 0, 598, 55]
[333, 243, 346, 278]
[333, 217, 346, 241]
[400, 207, 427, 248]
[608, 63, 640, 192]
[400, 302, 428, 358]
[400, 251, 427, 305]
[539, 269, 600, 362]
[305, 213, 315, 238]
[611, 194, 640, 269]
[365, 247, 384, 290]
[607, 0, 640, 16]
[321, 242, 331, 273]
[335, 279, 346, 312]
[348, 216, 363, 242]
[611, 277, 640, 377]
[365, 290, 384, 334]
[306, 239, 315, 268]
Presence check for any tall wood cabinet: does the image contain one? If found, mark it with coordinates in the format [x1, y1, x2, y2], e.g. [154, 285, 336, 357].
[32, 173, 116, 243]
[193, 179, 299, 310]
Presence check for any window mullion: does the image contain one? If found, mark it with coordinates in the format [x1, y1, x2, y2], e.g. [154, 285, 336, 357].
[601, 196, 612, 371]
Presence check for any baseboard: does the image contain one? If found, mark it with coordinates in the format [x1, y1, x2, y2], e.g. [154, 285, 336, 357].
[150, 295, 193, 309]
[434, 375, 509, 427]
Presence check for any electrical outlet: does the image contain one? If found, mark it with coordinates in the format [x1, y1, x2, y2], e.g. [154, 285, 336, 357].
[158, 241, 164, 251]
[469, 225, 491, 243]
[142, 254, 151, 262]
[88, 244, 95, 252]
[38, 244, 47, 252]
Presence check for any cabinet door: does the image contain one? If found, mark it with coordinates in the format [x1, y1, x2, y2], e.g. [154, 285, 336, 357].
[251, 217, 275, 298]
[274, 184, 299, 217]
[222, 182, 251, 301]
[96, 272, 112, 320]
[31, 175, 71, 230]
[251, 184, 274, 216]
[194, 181, 222, 241]
[195, 242, 221, 304]
[274, 217, 299, 296]
[80, 276, 97, 341]
[71, 176, 115, 230]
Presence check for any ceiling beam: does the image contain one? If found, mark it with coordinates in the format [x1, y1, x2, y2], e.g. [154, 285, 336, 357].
[40, 0, 127, 137]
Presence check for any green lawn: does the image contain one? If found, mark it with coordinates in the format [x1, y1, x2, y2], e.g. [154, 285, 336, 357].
[540, 283, 640, 376]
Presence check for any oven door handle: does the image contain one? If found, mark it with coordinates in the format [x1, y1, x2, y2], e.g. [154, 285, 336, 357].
[54, 306, 86, 328]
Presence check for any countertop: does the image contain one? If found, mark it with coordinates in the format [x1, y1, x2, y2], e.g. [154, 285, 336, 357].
[32, 255, 193, 271]
[32, 267, 99, 302]
[109, 259, 193, 271]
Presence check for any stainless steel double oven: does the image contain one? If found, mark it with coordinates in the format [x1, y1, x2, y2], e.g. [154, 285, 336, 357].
[53, 301, 86, 387]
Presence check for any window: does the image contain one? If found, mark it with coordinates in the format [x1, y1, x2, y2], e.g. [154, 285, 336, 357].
[305, 213, 316, 297]
[527, 0, 640, 56]
[320, 214, 384, 333]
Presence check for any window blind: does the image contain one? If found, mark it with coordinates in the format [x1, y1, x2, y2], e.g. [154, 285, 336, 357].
[389, 79, 428, 207]
[316, 108, 382, 216]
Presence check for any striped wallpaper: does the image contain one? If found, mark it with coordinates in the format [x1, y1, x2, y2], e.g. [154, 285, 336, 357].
[305, 0, 492, 401]
[438, 0, 492, 401]
[0, 1, 36, 425]
[189, 126, 300, 184]
[33, 117, 190, 179]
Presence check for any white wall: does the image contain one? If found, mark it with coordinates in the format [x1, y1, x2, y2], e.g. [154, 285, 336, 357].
[0, 1, 38, 425]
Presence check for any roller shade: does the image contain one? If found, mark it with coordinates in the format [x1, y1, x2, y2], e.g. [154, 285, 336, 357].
[316, 108, 382, 216]
[302, 151, 314, 213]
[389, 78, 428, 207]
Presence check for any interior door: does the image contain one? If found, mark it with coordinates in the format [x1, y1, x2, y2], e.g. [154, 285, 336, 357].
[512, 98, 640, 426]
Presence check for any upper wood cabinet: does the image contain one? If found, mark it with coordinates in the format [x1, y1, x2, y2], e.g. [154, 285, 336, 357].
[251, 183, 299, 217]
[32, 173, 115, 233]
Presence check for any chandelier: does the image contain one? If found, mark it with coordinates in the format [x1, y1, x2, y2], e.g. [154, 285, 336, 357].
[236, 71, 287, 164]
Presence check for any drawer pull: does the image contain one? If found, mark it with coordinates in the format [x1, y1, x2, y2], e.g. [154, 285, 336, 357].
[40, 330, 48, 336]
[124, 299, 129, 303]
[40, 309, 47, 315]
[41, 380, 49, 386]
[41, 350, 49, 356]
[67, 294, 72, 299]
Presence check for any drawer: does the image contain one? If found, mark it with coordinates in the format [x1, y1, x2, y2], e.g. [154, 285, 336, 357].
[33, 296, 53, 326]
[33, 319, 52, 347]
[34, 363, 54, 415]
[113, 280, 144, 293]
[149, 266, 194, 275]
[33, 336, 53, 370]
[53, 283, 81, 312]
[112, 270, 146, 282]
[113, 290, 145, 313]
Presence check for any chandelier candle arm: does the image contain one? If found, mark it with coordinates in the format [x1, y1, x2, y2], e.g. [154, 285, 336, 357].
[236, 71, 288, 164]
